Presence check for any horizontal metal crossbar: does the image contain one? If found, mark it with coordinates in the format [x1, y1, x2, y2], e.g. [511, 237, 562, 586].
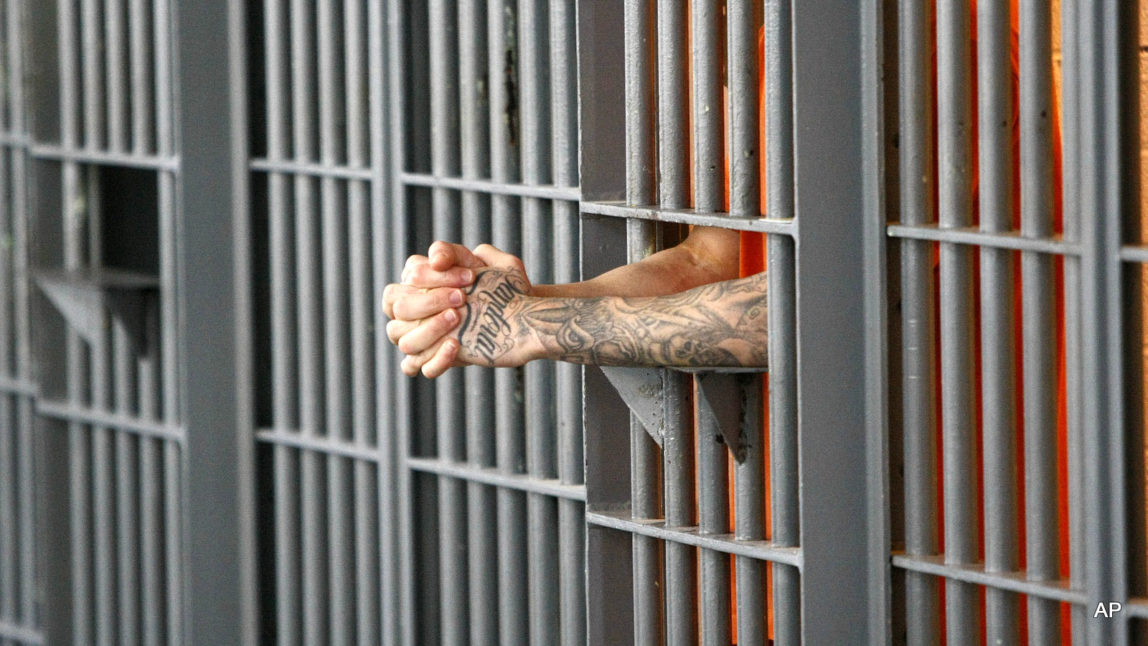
[256, 428, 380, 463]
[1120, 245, 1148, 264]
[581, 201, 794, 235]
[37, 399, 184, 443]
[887, 223, 1080, 256]
[250, 157, 374, 181]
[891, 554, 1085, 605]
[0, 132, 30, 148]
[400, 172, 581, 202]
[0, 375, 36, 397]
[406, 457, 587, 502]
[29, 144, 179, 172]
[1124, 598, 1148, 619]
[0, 621, 44, 645]
[586, 509, 802, 567]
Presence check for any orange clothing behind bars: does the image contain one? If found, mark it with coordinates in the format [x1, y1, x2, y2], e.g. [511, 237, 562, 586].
[734, 3, 1070, 642]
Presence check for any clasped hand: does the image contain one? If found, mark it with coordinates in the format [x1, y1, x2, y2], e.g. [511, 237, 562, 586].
[383, 241, 535, 378]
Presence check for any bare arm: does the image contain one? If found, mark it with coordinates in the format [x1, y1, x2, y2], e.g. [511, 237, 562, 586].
[454, 267, 767, 368]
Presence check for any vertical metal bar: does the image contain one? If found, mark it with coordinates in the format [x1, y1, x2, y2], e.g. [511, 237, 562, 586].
[343, 0, 378, 643]
[762, 0, 800, 642]
[488, 2, 528, 642]
[518, 2, 560, 644]
[547, 2, 584, 644]
[1059, 0, 1085, 639]
[734, 379, 766, 646]
[896, 0, 940, 642]
[289, 0, 329, 641]
[656, 2, 697, 644]
[318, 0, 352, 641]
[1019, 1, 1062, 641]
[936, 1, 980, 641]
[1079, 0, 1130, 642]
[129, 0, 153, 154]
[728, 0, 760, 219]
[115, 324, 140, 646]
[265, 0, 301, 642]
[624, 1, 662, 643]
[457, 0, 497, 643]
[0, 69, 14, 639]
[976, 1, 1020, 643]
[695, 381, 730, 646]
[83, 0, 105, 147]
[106, 0, 128, 151]
[428, 2, 468, 644]
[138, 303, 162, 646]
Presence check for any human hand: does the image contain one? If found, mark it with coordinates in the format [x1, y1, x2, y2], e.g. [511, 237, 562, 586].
[384, 242, 532, 377]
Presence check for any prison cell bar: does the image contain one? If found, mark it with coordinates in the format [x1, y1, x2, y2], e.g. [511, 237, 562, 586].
[937, 0, 981, 640]
[456, 0, 498, 642]
[107, 0, 127, 151]
[548, 2, 586, 644]
[1019, 0, 1063, 640]
[1059, 0, 1086, 640]
[517, 3, 562, 644]
[264, 0, 303, 642]
[975, 1, 1021, 642]
[428, 2, 470, 644]
[690, 1, 732, 644]
[623, 2, 663, 643]
[487, 1, 530, 643]
[289, 0, 333, 641]
[656, 2, 699, 644]
[318, 0, 355, 641]
[760, 0, 801, 643]
[0, 4, 14, 636]
[130, 0, 153, 153]
[343, 1, 381, 642]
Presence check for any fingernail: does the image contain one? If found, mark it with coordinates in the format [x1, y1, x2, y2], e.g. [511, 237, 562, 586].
[444, 309, 458, 324]
[461, 269, 474, 283]
[449, 290, 464, 306]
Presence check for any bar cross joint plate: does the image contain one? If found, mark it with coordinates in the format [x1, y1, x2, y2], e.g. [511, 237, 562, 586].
[599, 366, 665, 446]
[695, 371, 758, 463]
[35, 268, 160, 352]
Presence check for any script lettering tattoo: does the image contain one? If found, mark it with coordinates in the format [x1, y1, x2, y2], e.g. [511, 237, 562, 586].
[457, 269, 532, 365]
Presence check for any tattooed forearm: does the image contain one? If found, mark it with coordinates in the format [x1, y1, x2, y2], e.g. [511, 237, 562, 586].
[455, 269, 768, 368]
[523, 272, 768, 367]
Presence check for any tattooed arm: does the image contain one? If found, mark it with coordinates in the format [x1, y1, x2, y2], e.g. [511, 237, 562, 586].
[453, 267, 767, 368]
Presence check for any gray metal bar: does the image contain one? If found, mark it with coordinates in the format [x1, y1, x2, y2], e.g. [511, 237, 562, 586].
[936, 1, 979, 641]
[1121, 247, 1148, 263]
[0, 141, 14, 646]
[264, 0, 300, 642]
[656, 2, 697, 643]
[624, 1, 661, 642]
[106, 0, 128, 151]
[692, 0, 723, 214]
[895, 2, 941, 636]
[487, 2, 528, 642]
[1078, 0, 1131, 641]
[34, 400, 183, 443]
[129, 0, 153, 154]
[581, 201, 793, 234]
[548, 2, 584, 644]
[696, 379, 731, 646]
[400, 172, 579, 201]
[114, 324, 140, 646]
[27, 145, 179, 171]
[342, 0, 379, 642]
[892, 555, 1085, 605]
[288, 0, 329, 641]
[428, 2, 468, 644]
[317, 0, 352, 641]
[976, 1, 1020, 642]
[518, 2, 560, 643]
[1059, 0, 1085, 639]
[407, 458, 587, 501]
[456, 1, 497, 642]
[138, 304, 162, 646]
[252, 159, 373, 181]
[83, 0, 105, 147]
[734, 379, 766, 646]
[886, 223, 1078, 255]
[791, 0, 883, 641]
[1019, 1, 1061, 641]
[728, 0, 760, 219]
[763, 0, 800, 642]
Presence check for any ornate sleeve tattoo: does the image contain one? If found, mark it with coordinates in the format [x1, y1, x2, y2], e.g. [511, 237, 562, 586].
[457, 268, 768, 368]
